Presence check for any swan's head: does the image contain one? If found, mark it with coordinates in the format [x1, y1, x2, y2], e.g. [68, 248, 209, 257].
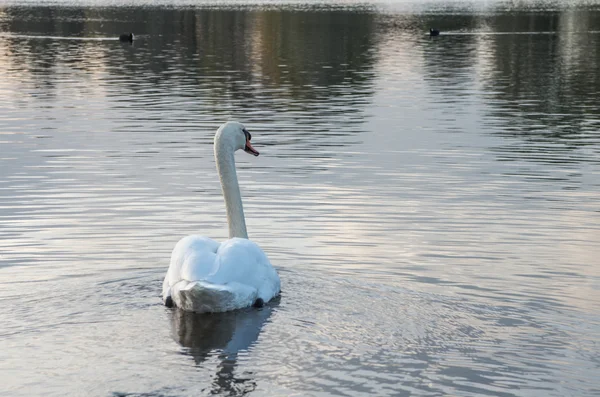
[216, 121, 259, 157]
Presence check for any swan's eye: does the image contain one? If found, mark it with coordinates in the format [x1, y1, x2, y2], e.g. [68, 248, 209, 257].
[243, 129, 251, 141]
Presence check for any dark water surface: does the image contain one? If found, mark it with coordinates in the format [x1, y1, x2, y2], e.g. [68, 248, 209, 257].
[1, 0, 599, 396]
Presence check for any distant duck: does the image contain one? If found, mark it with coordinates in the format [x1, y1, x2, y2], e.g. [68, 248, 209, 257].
[119, 33, 134, 42]
[430, 28, 440, 36]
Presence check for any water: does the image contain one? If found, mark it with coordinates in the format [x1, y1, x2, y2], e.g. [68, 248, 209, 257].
[1, 0, 599, 396]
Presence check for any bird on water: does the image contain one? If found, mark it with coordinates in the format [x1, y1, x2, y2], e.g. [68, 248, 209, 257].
[162, 122, 281, 313]
[119, 33, 133, 42]
[430, 28, 440, 36]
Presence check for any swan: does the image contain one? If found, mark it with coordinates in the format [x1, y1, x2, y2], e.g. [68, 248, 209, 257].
[162, 122, 281, 313]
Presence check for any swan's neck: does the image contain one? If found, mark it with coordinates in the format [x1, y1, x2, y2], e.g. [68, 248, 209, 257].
[215, 144, 248, 239]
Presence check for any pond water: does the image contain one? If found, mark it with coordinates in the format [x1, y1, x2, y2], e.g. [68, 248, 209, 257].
[0, 0, 599, 396]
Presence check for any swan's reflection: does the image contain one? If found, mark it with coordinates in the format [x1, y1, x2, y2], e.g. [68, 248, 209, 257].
[170, 301, 277, 395]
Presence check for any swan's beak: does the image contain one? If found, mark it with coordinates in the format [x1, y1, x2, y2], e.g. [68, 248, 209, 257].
[243, 129, 259, 156]
[244, 140, 260, 156]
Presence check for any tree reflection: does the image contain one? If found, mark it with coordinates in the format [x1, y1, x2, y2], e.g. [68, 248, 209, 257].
[0, 7, 377, 97]
[420, 8, 600, 165]
[0, 5, 378, 147]
[478, 11, 600, 169]
[169, 303, 277, 396]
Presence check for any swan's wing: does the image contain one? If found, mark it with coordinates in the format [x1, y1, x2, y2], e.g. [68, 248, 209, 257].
[164, 236, 280, 310]
[163, 235, 220, 299]
[210, 238, 281, 301]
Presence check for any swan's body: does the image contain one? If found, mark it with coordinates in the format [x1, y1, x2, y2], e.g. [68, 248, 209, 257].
[162, 122, 280, 313]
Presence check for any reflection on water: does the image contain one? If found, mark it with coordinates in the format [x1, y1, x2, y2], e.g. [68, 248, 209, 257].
[0, 1, 599, 396]
[171, 304, 275, 395]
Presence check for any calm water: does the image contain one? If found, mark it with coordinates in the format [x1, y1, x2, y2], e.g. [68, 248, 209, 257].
[1, 0, 599, 396]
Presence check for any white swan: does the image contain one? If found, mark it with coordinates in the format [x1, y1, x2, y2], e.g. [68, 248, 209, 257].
[162, 122, 281, 313]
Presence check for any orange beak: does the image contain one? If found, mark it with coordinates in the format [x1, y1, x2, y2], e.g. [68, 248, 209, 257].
[244, 139, 259, 156]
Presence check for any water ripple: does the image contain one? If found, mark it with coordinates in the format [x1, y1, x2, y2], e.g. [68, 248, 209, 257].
[0, 2, 599, 397]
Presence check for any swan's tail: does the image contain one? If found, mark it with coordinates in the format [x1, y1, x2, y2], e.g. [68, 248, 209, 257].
[169, 280, 257, 313]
